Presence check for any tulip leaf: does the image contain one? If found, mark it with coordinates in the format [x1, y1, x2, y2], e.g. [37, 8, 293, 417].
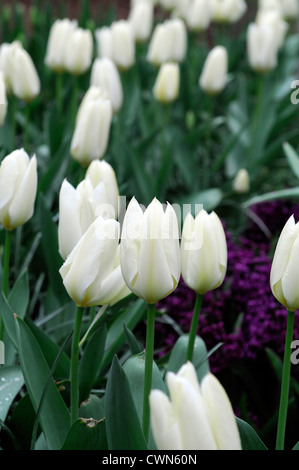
[179, 188, 223, 214]
[236, 417, 268, 450]
[14, 315, 70, 450]
[0, 366, 24, 422]
[105, 355, 148, 450]
[283, 141, 299, 179]
[166, 334, 210, 383]
[79, 394, 105, 420]
[78, 324, 107, 402]
[293, 440, 299, 450]
[60, 418, 108, 450]
[123, 324, 143, 355]
[123, 351, 166, 450]
[8, 269, 29, 319]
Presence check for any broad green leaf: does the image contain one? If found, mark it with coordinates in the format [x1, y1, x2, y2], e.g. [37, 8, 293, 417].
[0, 366, 24, 422]
[166, 334, 210, 383]
[79, 394, 105, 420]
[78, 325, 107, 402]
[60, 418, 108, 450]
[14, 315, 70, 450]
[123, 351, 166, 450]
[236, 417, 268, 450]
[8, 270, 29, 318]
[123, 324, 142, 355]
[105, 355, 148, 450]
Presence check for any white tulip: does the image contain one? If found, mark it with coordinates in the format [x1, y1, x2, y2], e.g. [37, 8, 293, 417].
[150, 361, 242, 450]
[45, 18, 78, 73]
[199, 45, 228, 95]
[186, 0, 212, 32]
[95, 27, 114, 59]
[256, 10, 288, 49]
[120, 197, 181, 304]
[270, 215, 299, 311]
[232, 168, 250, 193]
[0, 72, 7, 126]
[181, 210, 227, 294]
[110, 20, 135, 70]
[281, 0, 299, 20]
[64, 27, 93, 75]
[90, 57, 123, 113]
[153, 62, 180, 103]
[147, 18, 187, 66]
[0, 149, 37, 231]
[211, 0, 247, 23]
[129, 1, 154, 42]
[247, 22, 279, 73]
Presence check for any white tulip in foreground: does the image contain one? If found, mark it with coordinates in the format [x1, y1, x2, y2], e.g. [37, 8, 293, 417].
[0, 149, 38, 231]
[120, 197, 181, 304]
[181, 210, 227, 294]
[149, 361, 242, 450]
[59, 216, 130, 307]
[270, 215, 299, 312]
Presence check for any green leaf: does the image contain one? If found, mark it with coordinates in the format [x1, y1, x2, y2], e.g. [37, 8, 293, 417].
[105, 355, 148, 450]
[78, 325, 107, 402]
[79, 394, 105, 420]
[166, 334, 210, 383]
[0, 366, 24, 422]
[236, 417, 268, 450]
[60, 418, 108, 450]
[293, 440, 299, 450]
[123, 324, 142, 355]
[283, 141, 299, 179]
[14, 315, 70, 450]
[123, 351, 166, 450]
[179, 188, 223, 214]
[8, 269, 29, 318]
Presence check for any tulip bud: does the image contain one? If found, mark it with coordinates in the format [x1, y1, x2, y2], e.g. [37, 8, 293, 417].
[70, 87, 113, 166]
[0, 43, 14, 93]
[149, 361, 242, 450]
[59, 216, 130, 307]
[0, 72, 7, 126]
[120, 197, 181, 304]
[186, 0, 212, 32]
[64, 27, 93, 75]
[3, 41, 40, 102]
[232, 168, 250, 193]
[247, 22, 279, 73]
[0, 149, 38, 231]
[95, 27, 114, 59]
[181, 210, 227, 295]
[211, 0, 247, 23]
[147, 18, 187, 66]
[270, 215, 299, 311]
[45, 18, 78, 73]
[199, 45, 228, 95]
[128, 1, 154, 42]
[281, 0, 299, 20]
[153, 62, 180, 104]
[90, 57, 123, 113]
[256, 10, 288, 49]
[110, 20, 135, 70]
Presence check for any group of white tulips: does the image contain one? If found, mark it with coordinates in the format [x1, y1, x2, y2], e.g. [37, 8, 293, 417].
[0, 0, 299, 451]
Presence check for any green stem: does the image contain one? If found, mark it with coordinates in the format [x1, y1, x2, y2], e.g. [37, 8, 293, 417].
[0, 230, 12, 341]
[70, 305, 84, 425]
[186, 293, 203, 362]
[142, 302, 156, 444]
[276, 309, 295, 450]
[56, 72, 64, 115]
[71, 75, 79, 128]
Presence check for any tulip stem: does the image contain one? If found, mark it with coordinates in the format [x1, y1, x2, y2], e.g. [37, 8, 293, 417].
[142, 302, 156, 445]
[186, 293, 203, 362]
[276, 309, 295, 450]
[0, 230, 11, 340]
[56, 72, 63, 114]
[70, 305, 84, 425]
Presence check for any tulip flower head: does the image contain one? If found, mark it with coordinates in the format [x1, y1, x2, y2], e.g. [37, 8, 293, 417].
[45, 18, 78, 73]
[147, 18, 187, 66]
[181, 209, 227, 295]
[233, 168, 250, 193]
[120, 197, 181, 304]
[153, 62, 180, 104]
[64, 27, 93, 76]
[247, 22, 279, 73]
[128, 1, 154, 42]
[270, 215, 299, 312]
[90, 57, 123, 113]
[0, 72, 7, 126]
[60, 216, 130, 307]
[0, 149, 38, 231]
[149, 361, 242, 450]
[199, 46, 228, 95]
[186, 0, 212, 32]
[211, 0, 247, 23]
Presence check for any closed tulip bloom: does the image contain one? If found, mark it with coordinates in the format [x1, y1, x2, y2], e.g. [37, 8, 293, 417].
[110, 20, 135, 70]
[270, 215, 299, 311]
[186, 0, 212, 32]
[147, 18, 187, 65]
[70, 87, 113, 166]
[129, 1, 154, 42]
[232, 168, 250, 193]
[149, 361, 242, 450]
[85, 159, 119, 219]
[64, 27, 93, 75]
[281, 0, 299, 20]
[0, 149, 37, 231]
[59, 216, 130, 307]
[95, 27, 114, 59]
[256, 10, 288, 48]
[0, 73, 7, 126]
[90, 58, 123, 113]
[181, 210, 227, 295]
[247, 22, 279, 73]
[199, 45, 228, 95]
[45, 18, 78, 73]
[153, 62, 180, 104]
[211, 0, 247, 23]
[0, 43, 14, 93]
[120, 197, 181, 304]
[5, 41, 40, 101]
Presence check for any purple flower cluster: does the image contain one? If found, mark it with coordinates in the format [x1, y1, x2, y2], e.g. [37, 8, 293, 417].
[156, 201, 299, 375]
